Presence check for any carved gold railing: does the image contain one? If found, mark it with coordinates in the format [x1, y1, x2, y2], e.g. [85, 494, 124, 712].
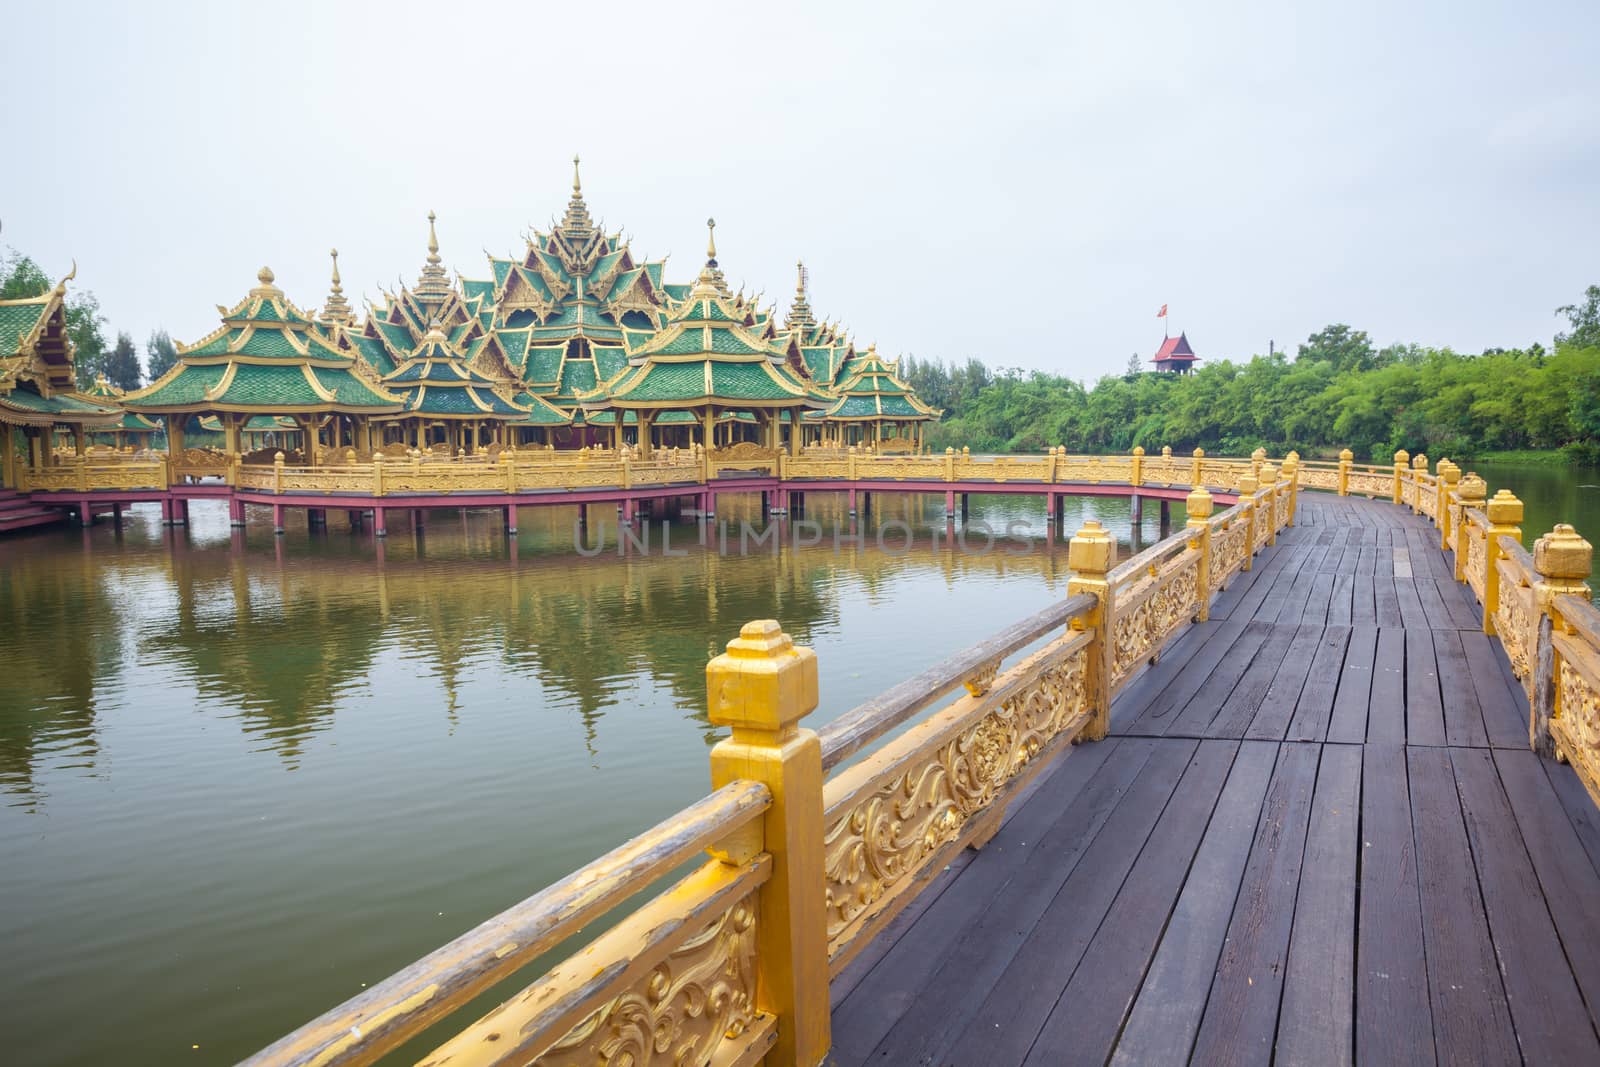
[1208, 502, 1252, 594]
[1549, 594, 1600, 814]
[1495, 536, 1537, 701]
[19, 461, 168, 492]
[1106, 526, 1206, 690]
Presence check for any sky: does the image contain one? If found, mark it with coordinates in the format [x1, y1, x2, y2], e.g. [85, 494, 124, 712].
[3, 0, 1597, 381]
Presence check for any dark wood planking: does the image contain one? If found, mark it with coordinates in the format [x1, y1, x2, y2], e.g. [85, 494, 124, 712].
[1495, 748, 1600, 1038]
[1188, 743, 1320, 1065]
[1165, 621, 1274, 737]
[1374, 575, 1403, 626]
[1326, 571, 1355, 625]
[1108, 741, 1282, 1066]
[1406, 746, 1520, 1064]
[1283, 626, 1353, 742]
[1450, 746, 1600, 1062]
[1205, 622, 1305, 738]
[827, 738, 1159, 1061]
[1366, 626, 1407, 744]
[827, 737, 1116, 1006]
[1326, 627, 1377, 743]
[1432, 627, 1490, 749]
[1351, 567, 1377, 623]
[1298, 571, 1336, 625]
[1357, 742, 1435, 1066]
[1435, 577, 1482, 629]
[1275, 742, 1360, 1067]
[1544, 757, 1600, 879]
[1403, 628, 1446, 746]
[1122, 622, 1252, 735]
[1460, 631, 1528, 749]
[908, 739, 1202, 1067]
[1027, 742, 1244, 1066]
[1244, 625, 1325, 741]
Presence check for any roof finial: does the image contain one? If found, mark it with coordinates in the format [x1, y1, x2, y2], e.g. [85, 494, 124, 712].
[416, 212, 451, 299]
[706, 218, 717, 264]
[321, 248, 354, 324]
[426, 211, 440, 264]
[572, 154, 582, 193]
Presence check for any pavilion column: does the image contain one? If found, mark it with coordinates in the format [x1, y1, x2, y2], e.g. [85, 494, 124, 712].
[300, 418, 318, 466]
[223, 414, 242, 458]
[612, 422, 622, 451]
[789, 408, 801, 456]
[167, 417, 186, 463]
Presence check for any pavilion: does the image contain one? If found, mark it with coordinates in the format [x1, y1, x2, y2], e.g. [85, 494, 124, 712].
[1152, 331, 1200, 374]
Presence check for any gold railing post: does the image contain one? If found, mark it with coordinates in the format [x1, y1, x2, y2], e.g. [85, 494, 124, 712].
[1454, 473, 1486, 582]
[1067, 520, 1115, 741]
[1338, 448, 1352, 496]
[77, 460, 88, 492]
[1412, 453, 1429, 514]
[373, 453, 385, 497]
[1187, 486, 1214, 622]
[1251, 447, 1265, 483]
[1046, 446, 1058, 483]
[1130, 445, 1144, 487]
[1437, 460, 1461, 549]
[1260, 463, 1279, 545]
[501, 450, 516, 494]
[1191, 446, 1204, 487]
[944, 446, 955, 482]
[273, 451, 285, 494]
[1392, 449, 1410, 505]
[1482, 490, 1523, 635]
[1532, 525, 1593, 757]
[1238, 473, 1258, 569]
[1282, 451, 1300, 525]
[706, 621, 828, 1067]
[847, 445, 857, 482]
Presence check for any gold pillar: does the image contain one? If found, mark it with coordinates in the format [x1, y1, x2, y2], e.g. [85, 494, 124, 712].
[0, 426, 14, 488]
[788, 408, 801, 456]
[1067, 520, 1114, 740]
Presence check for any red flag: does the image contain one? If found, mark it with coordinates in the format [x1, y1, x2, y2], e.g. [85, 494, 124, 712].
[1157, 304, 1168, 318]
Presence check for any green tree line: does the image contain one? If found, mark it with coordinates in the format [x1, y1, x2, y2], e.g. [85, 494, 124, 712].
[903, 287, 1600, 463]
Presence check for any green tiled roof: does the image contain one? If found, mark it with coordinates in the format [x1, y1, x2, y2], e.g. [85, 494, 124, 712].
[126, 363, 229, 408]
[213, 364, 326, 407]
[524, 343, 566, 384]
[591, 346, 629, 381]
[0, 384, 116, 416]
[0, 302, 50, 353]
[558, 360, 597, 397]
[509, 392, 572, 425]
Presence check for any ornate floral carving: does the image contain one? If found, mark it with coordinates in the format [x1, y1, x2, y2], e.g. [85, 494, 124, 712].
[1555, 657, 1600, 808]
[1496, 568, 1535, 693]
[538, 893, 762, 1067]
[822, 645, 1089, 944]
[963, 658, 1001, 696]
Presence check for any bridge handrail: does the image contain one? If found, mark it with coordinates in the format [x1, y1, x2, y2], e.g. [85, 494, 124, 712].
[241, 779, 772, 1067]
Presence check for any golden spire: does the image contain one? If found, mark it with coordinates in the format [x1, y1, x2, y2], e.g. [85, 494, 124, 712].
[416, 211, 452, 300]
[321, 248, 354, 324]
[559, 154, 595, 242]
[693, 217, 729, 296]
[786, 258, 816, 331]
[706, 217, 717, 263]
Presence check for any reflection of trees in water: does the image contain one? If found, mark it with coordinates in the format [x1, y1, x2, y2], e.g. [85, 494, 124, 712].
[1, 499, 1072, 796]
[0, 550, 112, 807]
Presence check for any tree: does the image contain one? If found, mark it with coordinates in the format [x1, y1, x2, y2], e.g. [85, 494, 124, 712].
[1296, 324, 1378, 373]
[103, 332, 142, 390]
[0, 249, 109, 388]
[146, 329, 178, 381]
[1125, 352, 1143, 377]
[1556, 285, 1600, 349]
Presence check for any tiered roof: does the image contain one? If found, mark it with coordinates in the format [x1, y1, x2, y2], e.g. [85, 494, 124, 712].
[582, 222, 831, 415]
[125, 268, 402, 415]
[83, 374, 161, 434]
[376, 323, 563, 423]
[0, 269, 122, 427]
[821, 344, 942, 422]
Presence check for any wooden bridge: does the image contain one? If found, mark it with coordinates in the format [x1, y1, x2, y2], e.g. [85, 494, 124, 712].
[233, 452, 1600, 1066]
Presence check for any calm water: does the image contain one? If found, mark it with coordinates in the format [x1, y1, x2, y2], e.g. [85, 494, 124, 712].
[1468, 460, 1600, 572]
[0, 488, 1179, 1067]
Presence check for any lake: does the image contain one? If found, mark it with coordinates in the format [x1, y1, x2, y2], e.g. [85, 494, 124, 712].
[0, 488, 1175, 1066]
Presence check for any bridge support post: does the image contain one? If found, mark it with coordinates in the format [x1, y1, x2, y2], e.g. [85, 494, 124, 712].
[272, 504, 285, 535]
[1187, 486, 1214, 622]
[228, 497, 245, 526]
[1483, 491, 1523, 635]
[1067, 521, 1114, 741]
[504, 504, 517, 535]
[1130, 492, 1143, 529]
[960, 493, 968, 520]
[945, 489, 956, 518]
[847, 487, 857, 515]
[112, 502, 123, 526]
[77, 499, 93, 527]
[706, 621, 829, 1067]
[1045, 492, 1057, 523]
[175, 499, 189, 526]
[373, 507, 387, 538]
[1453, 474, 1487, 582]
[1532, 525, 1593, 757]
[621, 497, 636, 525]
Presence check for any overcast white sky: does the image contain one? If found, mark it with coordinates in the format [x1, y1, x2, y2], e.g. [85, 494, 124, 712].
[3, 0, 1596, 379]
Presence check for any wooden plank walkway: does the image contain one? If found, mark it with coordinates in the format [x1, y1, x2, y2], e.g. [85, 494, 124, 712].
[828, 495, 1600, 1066]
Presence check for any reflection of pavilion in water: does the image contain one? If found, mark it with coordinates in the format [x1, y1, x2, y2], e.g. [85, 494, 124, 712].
[0, 497, 1083, 797]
